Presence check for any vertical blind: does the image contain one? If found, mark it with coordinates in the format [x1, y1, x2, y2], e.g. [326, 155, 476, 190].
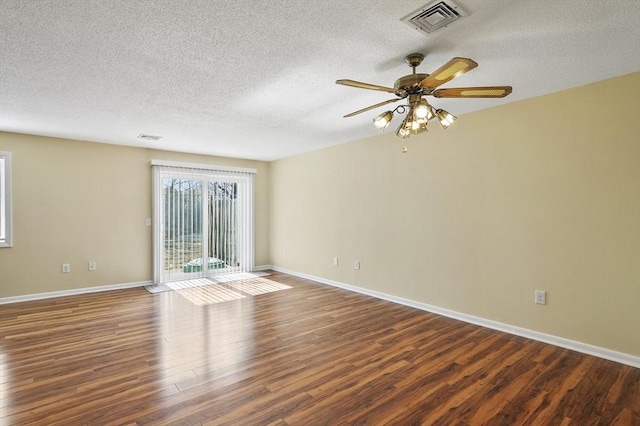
[151, 161, 255, 284]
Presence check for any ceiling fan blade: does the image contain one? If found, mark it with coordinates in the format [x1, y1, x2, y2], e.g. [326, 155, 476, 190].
[432, 86, 513, 98]
[419, 57, 478, 89]
[336, 79, 398, 94]
[343, 98, 403, 118]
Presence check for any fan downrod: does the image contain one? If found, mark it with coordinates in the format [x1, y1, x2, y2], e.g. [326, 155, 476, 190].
[395, 53, 429, 92]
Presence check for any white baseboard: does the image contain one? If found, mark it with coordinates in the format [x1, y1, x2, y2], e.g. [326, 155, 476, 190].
[0, 280, 152, 305]
[270, 266, 640, 368]
[253, 264, 273, 272]
[0, 268, 275, 304]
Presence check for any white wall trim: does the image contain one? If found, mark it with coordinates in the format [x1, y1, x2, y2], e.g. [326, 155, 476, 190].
[0, 281, 152, 305]
[1, 268, 271, 304]
[0, 151, 13, 248]
[253, 264, 273, 272]
[270, 266, 640, 368]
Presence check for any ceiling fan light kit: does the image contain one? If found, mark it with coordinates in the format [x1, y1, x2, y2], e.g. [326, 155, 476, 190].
[436, 109, 456, 128]
[373, 111, 394, 130]
[336, 52, 511, 151]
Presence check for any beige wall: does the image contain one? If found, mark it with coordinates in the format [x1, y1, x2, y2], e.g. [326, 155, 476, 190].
[0, 133, 270, 297]
[270, 72, 640, 356]
[1, 73, 638, 357]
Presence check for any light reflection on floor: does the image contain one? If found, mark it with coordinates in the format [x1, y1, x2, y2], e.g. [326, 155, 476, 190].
[157, 286, 258, 391]
[158, 276, 291, 387]
[0, 353, 9, 419]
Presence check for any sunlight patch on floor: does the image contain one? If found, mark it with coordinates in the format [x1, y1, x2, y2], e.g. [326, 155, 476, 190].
[227, 278, 292, 296]
[177, 285, 245, 306]
[167, 278, 217, 290]
[211, 271, 270, 283]
[174, 277, 291, 305]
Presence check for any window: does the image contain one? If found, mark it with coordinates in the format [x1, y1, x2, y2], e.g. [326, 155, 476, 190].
[0, 151, 12, 247]
[151, 161, 255, 284]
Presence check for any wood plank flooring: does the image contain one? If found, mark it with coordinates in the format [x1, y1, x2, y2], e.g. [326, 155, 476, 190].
[1, 271, 638, 425]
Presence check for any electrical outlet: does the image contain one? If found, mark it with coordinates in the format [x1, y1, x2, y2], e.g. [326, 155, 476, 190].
[88, 261, 96, 271]
[333, 256, 339, 266]
[535, 290, 546, 305]
[145, 218, 152, 226]
[354, 260, 360, 270]
[62, 264, 70, 273]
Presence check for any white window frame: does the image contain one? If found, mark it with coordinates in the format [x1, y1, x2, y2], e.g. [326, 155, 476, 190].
[0, 151, 12, 248]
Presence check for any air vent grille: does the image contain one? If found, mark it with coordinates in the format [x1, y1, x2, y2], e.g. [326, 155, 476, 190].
[401, 0, 468, 36]
[138, 134, 162, 141]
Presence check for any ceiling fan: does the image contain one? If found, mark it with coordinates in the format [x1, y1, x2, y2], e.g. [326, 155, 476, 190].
[336, 53, 512, 144]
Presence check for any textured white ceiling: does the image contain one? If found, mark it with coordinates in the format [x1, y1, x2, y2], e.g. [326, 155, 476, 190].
[1, 0, 639, 161]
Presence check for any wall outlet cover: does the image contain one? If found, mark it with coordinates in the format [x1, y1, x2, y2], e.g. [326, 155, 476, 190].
[535, 290, 546, 305]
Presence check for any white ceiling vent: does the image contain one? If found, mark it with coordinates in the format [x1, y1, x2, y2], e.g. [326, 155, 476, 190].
[401, 0, 468, 36]
[137, 134, 162, 141]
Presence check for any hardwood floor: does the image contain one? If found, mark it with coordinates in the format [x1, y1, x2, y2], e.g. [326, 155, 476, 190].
[1, 271, 638, 425]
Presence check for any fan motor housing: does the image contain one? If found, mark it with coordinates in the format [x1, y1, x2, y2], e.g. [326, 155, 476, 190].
[395, 73, 430, 93]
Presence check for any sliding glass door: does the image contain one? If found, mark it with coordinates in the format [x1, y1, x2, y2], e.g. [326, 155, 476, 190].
[152, 162, 254, 284]
[162, 177, 204, 282]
